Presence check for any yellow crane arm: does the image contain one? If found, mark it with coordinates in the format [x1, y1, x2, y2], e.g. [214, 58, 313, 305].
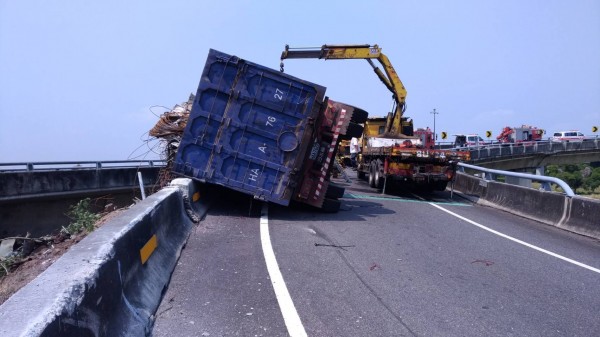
[280, 44, 408, 135]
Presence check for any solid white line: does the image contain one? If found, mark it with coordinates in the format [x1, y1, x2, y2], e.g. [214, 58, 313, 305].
[429, 203, 600, 274]
[410, 192, 426, 201]
[260, 203, 308, 337]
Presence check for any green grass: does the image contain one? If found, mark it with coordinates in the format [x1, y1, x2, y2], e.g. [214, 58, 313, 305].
[61, 198, 100, 236]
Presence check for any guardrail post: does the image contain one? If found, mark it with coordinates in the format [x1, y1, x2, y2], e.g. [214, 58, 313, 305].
[138, 172, 146, 199]
[535, 166, 551, 191]
[26, 163, 33, 171]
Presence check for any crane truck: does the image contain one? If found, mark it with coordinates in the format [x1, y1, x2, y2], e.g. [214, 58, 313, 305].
[497, 125, 544, 144]
[281, 44, 470, 192]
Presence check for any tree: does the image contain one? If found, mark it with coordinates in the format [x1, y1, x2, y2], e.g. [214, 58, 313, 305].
[582, 167, 600, 191]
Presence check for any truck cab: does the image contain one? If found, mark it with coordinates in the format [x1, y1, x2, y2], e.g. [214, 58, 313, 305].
[453, 134, 486, 148]
[413, 127, 435, 149]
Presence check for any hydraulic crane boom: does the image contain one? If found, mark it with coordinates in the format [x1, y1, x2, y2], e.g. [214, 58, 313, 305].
[280, 44, 412, 137]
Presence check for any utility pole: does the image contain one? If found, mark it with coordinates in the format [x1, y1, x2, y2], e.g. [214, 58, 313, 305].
[430, 108, 439, 148]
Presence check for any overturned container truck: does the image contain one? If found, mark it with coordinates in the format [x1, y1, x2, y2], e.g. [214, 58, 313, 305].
[172, 49, 366, 212]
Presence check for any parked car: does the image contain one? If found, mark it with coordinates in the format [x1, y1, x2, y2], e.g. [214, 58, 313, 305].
[550, 131, 585, 142]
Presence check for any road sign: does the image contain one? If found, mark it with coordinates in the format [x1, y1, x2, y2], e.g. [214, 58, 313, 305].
[441, 131, 447, 139]
[593, 126, 598, 133]
[485, 131, 492, 138]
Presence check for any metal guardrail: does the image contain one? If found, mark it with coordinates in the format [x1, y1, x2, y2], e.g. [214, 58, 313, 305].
[457, 162, 575, 197]
[0, 160, 167, 172]
[466, 139, 600, 162]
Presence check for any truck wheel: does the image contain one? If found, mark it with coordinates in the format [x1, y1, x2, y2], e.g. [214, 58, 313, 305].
[320, 198, 341, 213]
[350, 108, 369, 124]
[368, 164, 376, 187]
[357, 169, 366, 179]
[325, 183, 345, 199]
[374, 160, 384, 189]
[342, 157, 352, 167]
[340, 122, 364, 140]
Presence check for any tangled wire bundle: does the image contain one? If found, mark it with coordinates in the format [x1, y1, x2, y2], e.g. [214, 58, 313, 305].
[148, 94, 195, 188]
[149, 94, 194, 139]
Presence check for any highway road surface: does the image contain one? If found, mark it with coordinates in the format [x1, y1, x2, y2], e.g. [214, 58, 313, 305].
[152, 170, 600, 337]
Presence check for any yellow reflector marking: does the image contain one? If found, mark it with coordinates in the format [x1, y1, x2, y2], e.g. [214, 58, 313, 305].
[140, 234, 158, 265]
[192, 192, 200, 202]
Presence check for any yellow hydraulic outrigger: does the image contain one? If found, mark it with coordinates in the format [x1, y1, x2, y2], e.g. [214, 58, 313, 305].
[280, 44, 413, 137]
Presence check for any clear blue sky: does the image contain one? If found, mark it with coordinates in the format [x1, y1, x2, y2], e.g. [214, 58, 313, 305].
[1, 0, 599, 162]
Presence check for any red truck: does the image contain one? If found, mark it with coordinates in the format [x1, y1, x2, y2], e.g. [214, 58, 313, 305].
[497, 125, 544, 144]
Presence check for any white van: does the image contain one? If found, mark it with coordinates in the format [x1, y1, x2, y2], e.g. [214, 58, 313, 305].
[550, 131, 585, 142]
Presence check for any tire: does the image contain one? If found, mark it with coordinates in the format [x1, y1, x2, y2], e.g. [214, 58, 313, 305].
[368, 164, 376, 187]
[350, 108, 369, 124]
[357, 169, 366, 179]
[373, 160, 384, 189]
[325, 183, 345, 199]
[320, 198, 341, 213]
[342, 157, 352, 167]
[340, 122, 364, 140]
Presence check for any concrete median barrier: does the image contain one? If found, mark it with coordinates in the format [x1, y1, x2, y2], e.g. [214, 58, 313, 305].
[452, 172, 486, 199]
[478, 181, 568, 227]
[454, 172, 600, 240]
[561, 197, 600, 239]
[0, 178, 208, 337]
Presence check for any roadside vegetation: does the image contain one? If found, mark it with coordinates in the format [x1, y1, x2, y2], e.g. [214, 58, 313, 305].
[61, 198, 101, 236]
[0, 198, 100, 278]
[545, 163, 600, 199]
[0, 197, 120, 304]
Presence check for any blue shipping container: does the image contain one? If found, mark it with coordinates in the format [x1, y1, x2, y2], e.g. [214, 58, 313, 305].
[173, 49, 327, 205]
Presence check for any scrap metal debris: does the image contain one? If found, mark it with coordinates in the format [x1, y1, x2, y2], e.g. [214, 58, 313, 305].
[369, 262, 380, 271]
[471, 259, 494, 266]
[0, 234, 56, 276]
[314, 243, 355, 251]
[148, 94, 194, 188]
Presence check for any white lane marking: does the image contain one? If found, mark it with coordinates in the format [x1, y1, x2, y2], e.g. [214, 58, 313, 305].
[260, 203, 308, 337]
[429, 203, 600, 274]
[410, 192, 426, 201]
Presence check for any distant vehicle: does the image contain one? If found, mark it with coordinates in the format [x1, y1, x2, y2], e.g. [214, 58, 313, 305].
[453, 134, 487, 148]
[550, 131, 585, 142]
[497, 125, 544, 144]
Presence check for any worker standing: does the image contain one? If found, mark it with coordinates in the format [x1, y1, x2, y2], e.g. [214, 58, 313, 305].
[350, 137, 359, 169]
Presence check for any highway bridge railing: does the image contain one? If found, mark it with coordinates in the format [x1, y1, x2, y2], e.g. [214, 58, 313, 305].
[0, 159, 167, 172]
[467, 139, 600, 162]
[0, 160, 170, 240]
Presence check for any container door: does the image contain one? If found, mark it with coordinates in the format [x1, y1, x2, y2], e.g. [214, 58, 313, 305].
[173, 49, 326, 206]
